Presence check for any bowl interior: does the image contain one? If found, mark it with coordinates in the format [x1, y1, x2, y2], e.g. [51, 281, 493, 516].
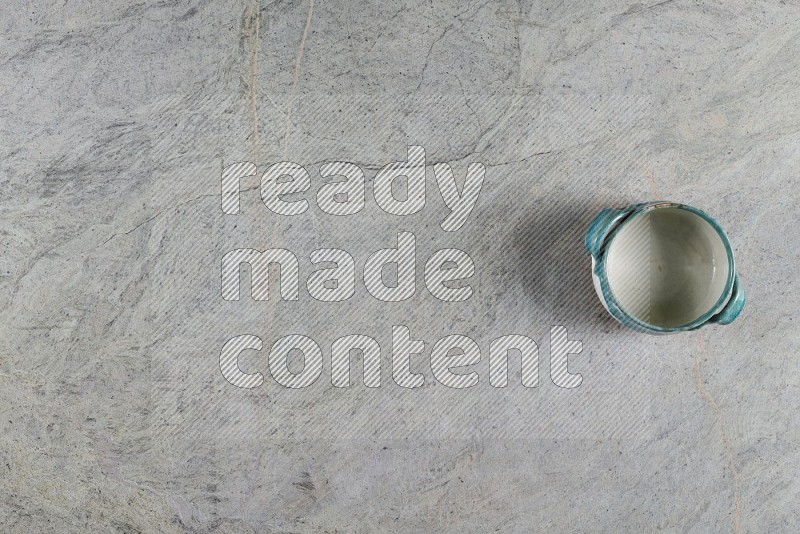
[605, 207, 730, 328]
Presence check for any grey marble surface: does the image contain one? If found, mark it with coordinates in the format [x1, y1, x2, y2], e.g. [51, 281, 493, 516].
[1, 0, 799, 532]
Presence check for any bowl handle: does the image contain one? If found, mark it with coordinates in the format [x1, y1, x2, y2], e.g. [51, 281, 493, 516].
[585, 208, 633, 260]
[709, 273, 746, 325]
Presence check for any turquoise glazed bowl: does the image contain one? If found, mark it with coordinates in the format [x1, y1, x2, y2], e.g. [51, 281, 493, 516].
[585, 202, 745, 334]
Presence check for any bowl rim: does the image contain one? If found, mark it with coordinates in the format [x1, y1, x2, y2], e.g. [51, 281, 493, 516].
[596, 201, 736, 332]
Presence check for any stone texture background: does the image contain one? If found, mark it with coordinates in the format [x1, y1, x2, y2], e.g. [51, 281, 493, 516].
[1, 0, 799, 531]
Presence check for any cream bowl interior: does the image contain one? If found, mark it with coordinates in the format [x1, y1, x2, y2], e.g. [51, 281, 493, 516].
[605, 207, 730, 328]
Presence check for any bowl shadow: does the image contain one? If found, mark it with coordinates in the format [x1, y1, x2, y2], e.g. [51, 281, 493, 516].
[510, 197, 629, 334]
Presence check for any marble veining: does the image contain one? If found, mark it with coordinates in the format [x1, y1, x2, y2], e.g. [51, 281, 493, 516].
[0, 0, 798, 531]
